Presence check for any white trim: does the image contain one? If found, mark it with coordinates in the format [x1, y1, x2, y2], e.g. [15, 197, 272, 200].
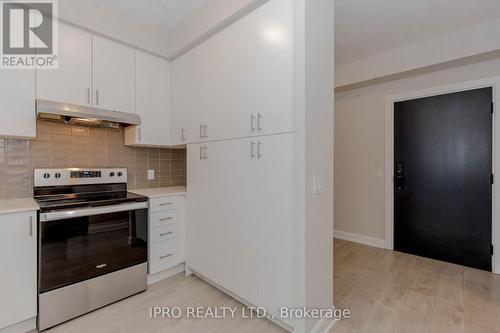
[0, 317, 36, 333]
[147, 263, 185, 285]
[334, 230, 385, 249]
[309, 317, 338, 333]
[384, 76, 500, 274]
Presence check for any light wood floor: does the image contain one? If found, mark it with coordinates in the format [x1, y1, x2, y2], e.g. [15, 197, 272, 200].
[332, 239, 500, 333]
[44, 273, 286, 333]
[43, 239, 500, 333]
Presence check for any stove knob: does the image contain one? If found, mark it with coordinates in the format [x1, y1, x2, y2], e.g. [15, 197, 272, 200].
[117, 172, 123, 177]
[109, 172, 115, 177]
[43, 173, 50, 179]
[54, 173, 61, 179]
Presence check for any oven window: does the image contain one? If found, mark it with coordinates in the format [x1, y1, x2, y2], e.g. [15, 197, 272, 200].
[40, 209, 148, 293]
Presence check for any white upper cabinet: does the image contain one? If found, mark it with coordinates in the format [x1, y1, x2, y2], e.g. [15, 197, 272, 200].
[257, 0, 294, 136]
[125, 51, 171, 146]
[170, 0, 294, 144]
[0, 211, 37, 330]
[0, 69, 36, 139]
[37, 23, 92, 106]
[92, 36, 135, 113]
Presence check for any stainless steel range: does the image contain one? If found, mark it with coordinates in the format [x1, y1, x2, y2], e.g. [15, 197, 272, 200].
[34, 168, 149, 331]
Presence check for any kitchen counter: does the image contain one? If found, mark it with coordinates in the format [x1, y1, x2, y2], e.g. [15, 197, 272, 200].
[129, 186, 187, 198]
[0, 198, 39, 215]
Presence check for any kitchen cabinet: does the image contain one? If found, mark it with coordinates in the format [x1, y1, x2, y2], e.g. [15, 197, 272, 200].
[147, 194, 186, 275]
[36, 23, 92, 106]
[92, 36, 135, 113]
[0, 211, 37, 330]
[0, 69, 36, 139]
[170, 0, 294, 144]
[186, 133, 294, 316]
[125, 52, 171, 146]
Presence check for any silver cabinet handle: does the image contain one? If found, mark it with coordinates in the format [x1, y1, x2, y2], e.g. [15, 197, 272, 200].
[203, 125, 208, 138]
[159, 202, 173, 207]
[181, 128, 186, 141]
[257, 141, 262, 158]
[203, 145, 208, 159]
[199, 124, 204, 138]
[95, 89, 99, 105]
[87, 88, 91, 105]
[200, 145, 203, 160]
[160, 253, 174, 259]
[96, 264, 107, 269]
[257, 113, 262, 130]
[160, 231, 174, 237]
[160, 217, 174, 221]
[29, 216, 33, 236]
[250, 114, 256, 131]
[251, 141, 256, 159]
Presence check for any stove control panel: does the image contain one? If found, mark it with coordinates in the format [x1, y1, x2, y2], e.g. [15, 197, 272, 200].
[34, 168, 127, 187]
[71, 170, 102, 178]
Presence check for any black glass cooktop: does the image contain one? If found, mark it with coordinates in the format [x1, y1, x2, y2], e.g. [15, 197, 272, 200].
[34, 184, 147, 212]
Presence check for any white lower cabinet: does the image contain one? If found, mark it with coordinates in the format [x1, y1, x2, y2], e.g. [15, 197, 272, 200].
[0, 211, 37, 330]
[186, 133, 294, 320]
[148, 195, 186, 275]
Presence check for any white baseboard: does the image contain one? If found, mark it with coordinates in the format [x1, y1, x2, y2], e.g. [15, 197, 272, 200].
[0, 317, 36, 333]
[147, 263, 185, 285]
[309, 317, 338, 333]
[334, 230, 385, 249]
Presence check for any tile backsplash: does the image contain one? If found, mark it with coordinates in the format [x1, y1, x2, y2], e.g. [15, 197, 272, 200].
[0, 120, 186, 200]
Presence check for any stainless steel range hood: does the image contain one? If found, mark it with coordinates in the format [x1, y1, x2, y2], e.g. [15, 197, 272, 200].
[36, 99, 141, 128]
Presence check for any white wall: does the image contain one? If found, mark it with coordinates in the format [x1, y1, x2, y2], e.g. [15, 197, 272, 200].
[293, 0, 335, 332]
[57, 0, 169, 57]
[335, 57, 500, 242]
[335, 18, 500, 88]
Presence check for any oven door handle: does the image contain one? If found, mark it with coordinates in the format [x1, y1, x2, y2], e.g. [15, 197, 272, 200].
[40, 202, 149, 222]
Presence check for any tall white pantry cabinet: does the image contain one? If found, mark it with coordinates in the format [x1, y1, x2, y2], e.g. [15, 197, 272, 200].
[173, 0, 296, 328]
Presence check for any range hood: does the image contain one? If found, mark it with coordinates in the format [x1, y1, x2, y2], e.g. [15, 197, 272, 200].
[36, 99, 141, 128]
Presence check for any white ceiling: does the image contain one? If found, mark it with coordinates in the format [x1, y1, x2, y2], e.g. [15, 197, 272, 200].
[92, 0, 209, 33]
[335, 0, 500, 65]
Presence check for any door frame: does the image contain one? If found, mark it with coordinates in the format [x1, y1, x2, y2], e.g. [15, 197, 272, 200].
[384, 76, 500, 273]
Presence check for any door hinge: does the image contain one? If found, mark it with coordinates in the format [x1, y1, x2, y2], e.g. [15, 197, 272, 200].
[491, 174, 494, 185]
[491, 244, 494, 255]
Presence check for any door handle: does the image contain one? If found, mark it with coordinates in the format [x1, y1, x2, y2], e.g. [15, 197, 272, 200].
[251, 141, 256, 159]
[203, 125, 208, 138]
[95, 89, 99, 105]
[257, 113, 262, 131]
[395, 161, 405, 191]
[203, 145, 208, 159]
[250, 114, 256, 131]
[200, 124, 203, 138]
[181, 128, 186, 141]
[257, 141, 262, 159]
[29, 216, 33, 237]
[200, 145, 204, 160]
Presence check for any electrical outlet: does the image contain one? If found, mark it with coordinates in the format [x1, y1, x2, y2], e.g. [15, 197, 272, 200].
[148, 170, 155, 180]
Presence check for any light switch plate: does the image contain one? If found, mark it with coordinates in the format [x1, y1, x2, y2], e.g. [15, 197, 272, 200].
[313, 176, 323, 195]
[148, 170, 155, 180]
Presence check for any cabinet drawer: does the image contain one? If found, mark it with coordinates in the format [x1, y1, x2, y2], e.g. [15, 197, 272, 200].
[150, 196, 180, 212]
[150, 238, 179, 274]
[151, 223, 177, 243]
[150, 210, 178, 228]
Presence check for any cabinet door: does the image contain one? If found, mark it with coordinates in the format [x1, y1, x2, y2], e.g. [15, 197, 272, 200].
[37, 23, 92, 106]
[93, 37, 135, 112]
[171, 51, 192, 145]
[126, 52, 170, 146]
[257, 0, 294, 135]
[256, 133, 294, 319]
[0, 70, 35, 139]
[0, 212, 37, 329]
[227, 11, 259, 139]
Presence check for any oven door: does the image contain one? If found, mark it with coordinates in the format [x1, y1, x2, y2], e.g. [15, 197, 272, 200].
[39, 202, 148, 293]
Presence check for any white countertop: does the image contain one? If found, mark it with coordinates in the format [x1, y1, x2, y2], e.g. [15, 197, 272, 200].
[129, 186, 187, 198]
[0, 198, 39, 215]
